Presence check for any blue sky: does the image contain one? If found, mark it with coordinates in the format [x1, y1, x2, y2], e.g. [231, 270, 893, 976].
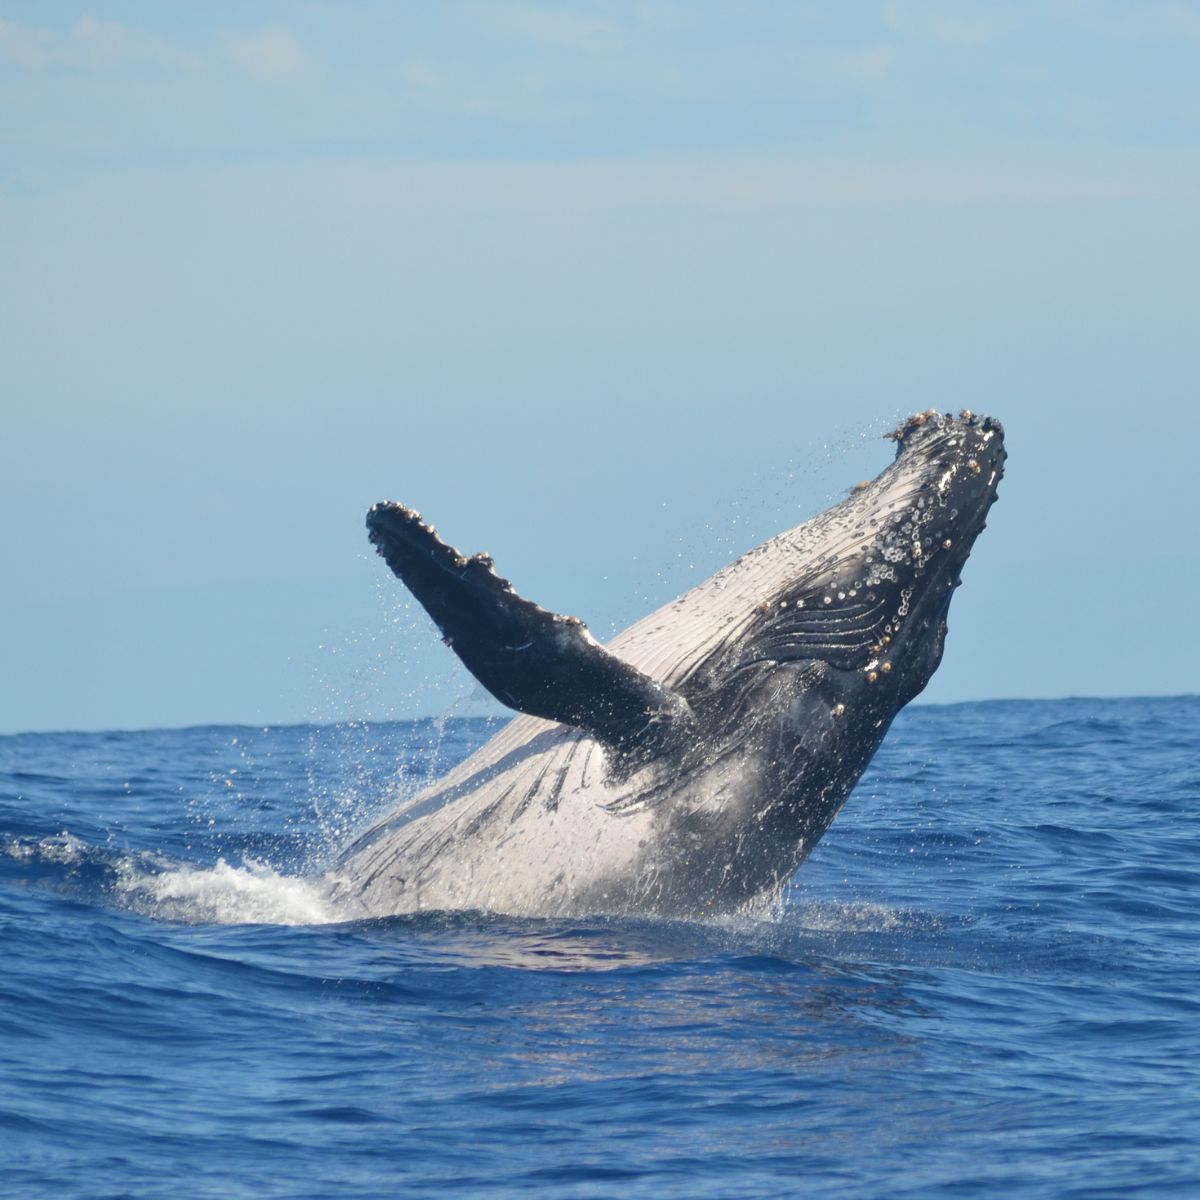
[3, 2, 1199, 732]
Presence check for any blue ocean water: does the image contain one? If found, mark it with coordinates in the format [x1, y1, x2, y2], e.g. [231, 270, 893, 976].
[1, 696, 1198, 1198]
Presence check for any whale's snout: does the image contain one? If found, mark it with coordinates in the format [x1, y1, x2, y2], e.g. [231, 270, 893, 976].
[888, 409, 1006, 543]
[891, 408, 1005, 490]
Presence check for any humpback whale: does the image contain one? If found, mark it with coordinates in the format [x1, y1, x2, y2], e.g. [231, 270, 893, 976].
[330, 410, 1004, 920]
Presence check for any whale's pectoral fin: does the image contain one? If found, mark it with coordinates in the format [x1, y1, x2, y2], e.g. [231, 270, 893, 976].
[367, 503, 693, 753]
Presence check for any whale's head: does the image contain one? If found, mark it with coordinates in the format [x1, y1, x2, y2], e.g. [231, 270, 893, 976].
[629, 410, 1005, 909]
[721, 410, 1005, 712]
[654, 410, 1005, 897]
[841, 408, 1005, 704]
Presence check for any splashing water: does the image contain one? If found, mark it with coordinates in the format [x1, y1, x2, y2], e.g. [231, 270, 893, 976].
[113, 855, 339, 926]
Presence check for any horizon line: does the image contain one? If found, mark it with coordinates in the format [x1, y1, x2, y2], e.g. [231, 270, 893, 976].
[4, 692, 1196, 739]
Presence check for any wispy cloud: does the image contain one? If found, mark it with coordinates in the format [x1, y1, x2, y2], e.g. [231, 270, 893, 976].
[1051, 0, 1200, 41]
[0, 15, 187, 71]
[221, 28, 306, 81]
[394, 56, 569, 124]
[837, 45, 895, 82]
[882, 2, 1007, 48]
[3, 5, 1199, 176]
[464, 3, 623, 51]
[0, 17, 53, 68]
[263, 150, 1200, 216]
[1152, 2, 1200, 40]
[0, 16, 308, 81]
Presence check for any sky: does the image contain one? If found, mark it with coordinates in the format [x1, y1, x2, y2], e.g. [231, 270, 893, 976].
[2, 2, 1199, 733]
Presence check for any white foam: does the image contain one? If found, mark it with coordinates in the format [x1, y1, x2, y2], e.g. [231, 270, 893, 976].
[114, 856, 340, 927]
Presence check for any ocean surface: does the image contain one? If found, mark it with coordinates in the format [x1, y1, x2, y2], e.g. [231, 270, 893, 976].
[1, 695, 1197, 1198]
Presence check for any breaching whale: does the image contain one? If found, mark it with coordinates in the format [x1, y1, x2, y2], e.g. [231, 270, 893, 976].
[330, 410, 1004, 920]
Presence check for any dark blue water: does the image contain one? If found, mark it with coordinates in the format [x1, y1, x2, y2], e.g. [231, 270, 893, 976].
[2, 697, 1198, 1198]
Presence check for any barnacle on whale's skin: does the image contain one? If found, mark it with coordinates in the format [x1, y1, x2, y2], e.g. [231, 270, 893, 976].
[336, 411, 1006, 921]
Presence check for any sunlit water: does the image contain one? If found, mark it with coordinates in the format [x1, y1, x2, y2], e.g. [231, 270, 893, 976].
[2, 697, 1198, 1198]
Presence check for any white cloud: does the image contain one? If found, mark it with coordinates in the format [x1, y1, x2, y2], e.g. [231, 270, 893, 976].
[397, 61, 446, 92]
[1158, 3, 1200, 41]
[838, 45, 895, 82]
[0, 18, 55, 67]
[0, 16, 305, 81]
[882, 2, 1006, 48]
[1045, 2, 1200, 47]
[465, 3, 623, 51]
[244, 150, 1199, 215]
[221, 28, 306, 81]
[395, 57, 563, 123]
[0, 15, 186, 71]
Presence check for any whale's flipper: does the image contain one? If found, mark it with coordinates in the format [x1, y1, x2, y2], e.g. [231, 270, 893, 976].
[367, 503, 693, 753]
